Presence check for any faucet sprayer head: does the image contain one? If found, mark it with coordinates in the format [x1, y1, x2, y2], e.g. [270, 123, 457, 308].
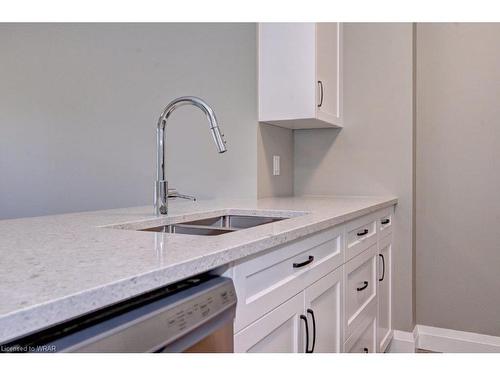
[209, 119, 227, 154]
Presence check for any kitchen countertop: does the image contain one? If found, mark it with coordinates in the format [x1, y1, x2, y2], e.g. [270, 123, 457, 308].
[0, 195, 397, 343]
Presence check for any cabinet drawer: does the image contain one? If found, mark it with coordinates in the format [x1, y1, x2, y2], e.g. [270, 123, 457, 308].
[344, 244, 378, 338]
[344, 302, 377, 353]
[345, 213, 377, 261]
[233, 226, 343, 332]
[378, 207, 393, 237]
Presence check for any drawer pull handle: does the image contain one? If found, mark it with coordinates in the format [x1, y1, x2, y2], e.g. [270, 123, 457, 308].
[363, 347, 369, 353]
[293, 256, 314, 268]
[379, 254, 385, 282]
[317, 80, 324, 108]
[381, 218, 390, 225]
[357, 281, 369, 291]
[300, 315, 311, 353]
[307, 309, 316, 353]
[357, 229, 369, 237]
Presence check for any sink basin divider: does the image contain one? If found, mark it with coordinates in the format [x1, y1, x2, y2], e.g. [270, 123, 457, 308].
[173, 224, 239, 232]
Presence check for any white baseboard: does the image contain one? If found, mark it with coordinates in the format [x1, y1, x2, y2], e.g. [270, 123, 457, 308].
[386, 329, 417, 353]
[387, 325, 500, 353]
[416, 325, 500, 353]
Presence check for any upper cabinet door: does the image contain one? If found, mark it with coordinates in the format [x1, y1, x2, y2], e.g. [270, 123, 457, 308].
[316, 23, 343, 126]
[303, 267, 343, 353]
[258, 23, 343, 129]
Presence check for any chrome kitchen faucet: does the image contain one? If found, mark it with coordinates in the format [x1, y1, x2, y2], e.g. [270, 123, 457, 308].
[155, 96, 227, 215]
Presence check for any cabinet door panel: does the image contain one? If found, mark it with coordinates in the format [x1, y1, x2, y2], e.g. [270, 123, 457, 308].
[304, 267, 343, 353]
[378, 234, 392, 352]
[248, 318, 295, 353]
[258, 23, 316, 122]
[305, 267, 343, 353]
[234, 293, 304, 353]
[316, 23, 342, 125]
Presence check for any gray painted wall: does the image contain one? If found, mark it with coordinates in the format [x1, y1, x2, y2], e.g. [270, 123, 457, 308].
[294, 23, 415, 331]
[0, 23, 257, 220]
[416, 23, 500, 336]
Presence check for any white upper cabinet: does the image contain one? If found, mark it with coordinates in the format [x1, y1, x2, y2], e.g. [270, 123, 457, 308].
[258, 23, 343, 129]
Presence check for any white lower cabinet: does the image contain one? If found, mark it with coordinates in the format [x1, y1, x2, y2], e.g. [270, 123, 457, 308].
[234, 268, 343, 353]
[231, 206, 395, 353]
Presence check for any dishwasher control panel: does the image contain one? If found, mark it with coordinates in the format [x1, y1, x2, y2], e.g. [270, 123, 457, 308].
[164, 279, 236, 339]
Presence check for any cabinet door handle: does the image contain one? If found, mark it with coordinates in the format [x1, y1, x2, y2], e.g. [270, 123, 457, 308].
[357, 281, 369, 291]
[317, 80, 324, 108]
[357, 229, 369, 237]
[300, 314, 311, 353]
[307, 309, 316, 353]
[381, 218, 390, 225]
[379, 254, 385, 282]
[363, 347, 369, 353]
[293, 256, 314, 268]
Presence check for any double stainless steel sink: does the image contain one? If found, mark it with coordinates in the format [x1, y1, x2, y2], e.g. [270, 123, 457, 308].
[140, 215, 287, 236]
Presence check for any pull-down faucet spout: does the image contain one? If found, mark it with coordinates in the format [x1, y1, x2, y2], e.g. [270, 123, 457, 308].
[155, 96, 227, 215]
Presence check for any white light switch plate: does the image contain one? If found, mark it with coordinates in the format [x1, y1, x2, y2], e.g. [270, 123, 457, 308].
[273, 155, 280, 176]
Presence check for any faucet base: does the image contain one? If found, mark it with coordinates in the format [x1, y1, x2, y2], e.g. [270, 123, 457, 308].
[155, 180, 168, 215]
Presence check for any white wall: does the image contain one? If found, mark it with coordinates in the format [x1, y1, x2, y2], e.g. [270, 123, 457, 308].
[294, 23, 415, 331]
[0, 23, 257, 219]
[416, 23, 500, 336]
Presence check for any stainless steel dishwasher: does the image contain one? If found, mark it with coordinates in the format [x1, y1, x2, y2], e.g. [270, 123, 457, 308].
[5, 274, 236, 353]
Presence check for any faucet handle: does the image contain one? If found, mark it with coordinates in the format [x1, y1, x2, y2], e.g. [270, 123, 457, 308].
[167, 188, 197, 201]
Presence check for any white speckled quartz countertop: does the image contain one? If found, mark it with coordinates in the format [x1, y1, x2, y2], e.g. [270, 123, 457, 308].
[0, 195, 397, 343]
